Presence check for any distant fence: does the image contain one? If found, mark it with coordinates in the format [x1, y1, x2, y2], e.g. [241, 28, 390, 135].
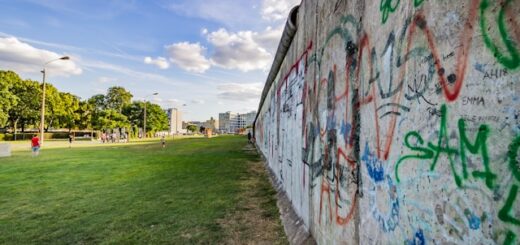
[1, 131, 98, 141]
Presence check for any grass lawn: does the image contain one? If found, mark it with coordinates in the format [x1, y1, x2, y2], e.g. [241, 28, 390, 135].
[0, 136, 287, 244]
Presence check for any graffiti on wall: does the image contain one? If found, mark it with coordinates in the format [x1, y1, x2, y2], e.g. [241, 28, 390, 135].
[255, 0, 519, 243]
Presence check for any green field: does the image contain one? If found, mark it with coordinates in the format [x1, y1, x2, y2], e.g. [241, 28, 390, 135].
[0, 136, 286, 244]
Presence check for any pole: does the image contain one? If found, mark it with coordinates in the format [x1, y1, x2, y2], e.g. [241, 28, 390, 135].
[38, 56, 70, 145]
[143, 101, 147, 139]
[40, 69, 46, 144]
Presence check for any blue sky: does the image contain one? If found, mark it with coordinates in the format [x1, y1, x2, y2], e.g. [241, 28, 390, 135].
[0, 0, 299, 121]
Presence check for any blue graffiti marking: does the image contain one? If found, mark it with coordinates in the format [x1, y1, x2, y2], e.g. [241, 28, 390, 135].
[464, 209, 481, 230]
[474, 63, 487, 73]
[326, 113, 337, 130]
[362, 142, 385, 182]
[369, 175, 400, 232]
[406, 229, 425, 245]
[340, 120, 352, 144]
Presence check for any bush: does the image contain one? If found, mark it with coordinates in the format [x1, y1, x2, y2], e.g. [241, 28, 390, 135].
[1, 131, 99, 141]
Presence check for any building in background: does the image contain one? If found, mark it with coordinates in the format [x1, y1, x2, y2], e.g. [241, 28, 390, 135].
[203, 117, 219, 132]
[218, 111, 256, 134]
[165, 108, 182, 135]
[187, 121, 204, 128]
[239, 111, 256, 129]
[219, 112, 238, 134]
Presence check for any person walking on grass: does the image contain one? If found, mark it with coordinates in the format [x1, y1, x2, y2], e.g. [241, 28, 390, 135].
[31, 134, 40, 157]
[247, 131, 252, 143]
[68, 134, 73, 148]
[161, 135, 166, 148]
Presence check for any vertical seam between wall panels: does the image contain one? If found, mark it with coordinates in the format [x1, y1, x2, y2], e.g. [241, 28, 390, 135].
[310, 0, 319, 239]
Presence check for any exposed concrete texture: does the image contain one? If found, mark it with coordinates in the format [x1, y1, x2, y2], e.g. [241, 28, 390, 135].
[0, 143, 11, 157]
[260, 148, 316, 245]
[254, 0, 520, 244]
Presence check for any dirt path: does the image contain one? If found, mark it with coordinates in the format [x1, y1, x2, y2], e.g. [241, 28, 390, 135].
[217, 143, 288, 245]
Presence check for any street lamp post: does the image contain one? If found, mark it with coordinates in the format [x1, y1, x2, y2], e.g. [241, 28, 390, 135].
[143, 92, 158, 139]
[40, 56, 70, 144]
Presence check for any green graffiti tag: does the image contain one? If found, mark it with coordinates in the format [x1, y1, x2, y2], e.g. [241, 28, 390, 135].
[498, 136, 520, 241]
[458, 119, 495, 188]
[380, 0, 400, 24]
[509, 136, 520, 182]
[504, 230, 517, 245]
[480, 0, 520, 69]
[394, 131, 434, 182]
[380, 0, 424, 24]
[395, 105, 497, 188]
[427, 105, 460, 185]
[498, 184, 520, 225]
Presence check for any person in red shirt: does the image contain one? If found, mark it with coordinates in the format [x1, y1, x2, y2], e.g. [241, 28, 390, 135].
[31, 134, 40, 156]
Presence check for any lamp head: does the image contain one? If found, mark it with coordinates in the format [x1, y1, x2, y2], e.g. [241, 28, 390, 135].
[153, 92, 159, 95]
[60, 56, 70, 60]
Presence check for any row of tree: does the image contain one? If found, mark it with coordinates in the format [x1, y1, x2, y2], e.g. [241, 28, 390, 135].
[0, 70, 169, 138]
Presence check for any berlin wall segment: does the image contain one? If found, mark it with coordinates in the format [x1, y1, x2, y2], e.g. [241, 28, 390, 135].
[255, 0, 519, 244]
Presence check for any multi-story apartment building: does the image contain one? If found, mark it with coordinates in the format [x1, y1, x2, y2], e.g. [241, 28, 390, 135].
[239, 111, 256, 128]
[219, 112, 238, 134]
[165, 108, 182, 135]
[218, 111, 256, 133]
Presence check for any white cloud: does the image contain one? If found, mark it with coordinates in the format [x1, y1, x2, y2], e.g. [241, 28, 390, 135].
[217, 83, 262, 101]
[144, 56, 170, 69]
[191, 99, 205, 105]
[0, 37, 82, 76]
[261, 0, 300, 21]
[253, 25, 284, 54]
[97, 76, 117, 84]
[166, 42, 211, 73]
[160, 26, 282, 74]
[152, 0, 293, 74]
[206, 28, 273, 72]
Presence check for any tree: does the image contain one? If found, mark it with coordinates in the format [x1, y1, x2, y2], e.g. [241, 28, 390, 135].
[87, 94, 105, 111]
[143, 102, 169, 134]
[105, 86, 132, 113]
[0, 71, 19, 127]
[43, 83, 64, 131]
[96, 109, 129, 131]
[186, 125, 198, 133]
[199, 126, 206, 133]
[57, 92, 80, 132]
[122, 101, 144, 129]
[76, 101, 93, 130]
[7, 78, 41, 137]
[122, 101, 168, 136]
[87, 94, 106, 131]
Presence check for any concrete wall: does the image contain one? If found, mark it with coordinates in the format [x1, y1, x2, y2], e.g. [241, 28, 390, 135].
[254, 0, 519, 244]
[0, 143, 11, 157]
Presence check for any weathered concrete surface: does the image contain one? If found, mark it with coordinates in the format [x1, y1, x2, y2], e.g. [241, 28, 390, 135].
[0, 143, 11, 157]
[263, 152, 316, 245]
[255, 0, 520, 244]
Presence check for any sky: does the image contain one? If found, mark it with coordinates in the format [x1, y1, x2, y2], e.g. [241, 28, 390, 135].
[0, 0, 299, 121]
